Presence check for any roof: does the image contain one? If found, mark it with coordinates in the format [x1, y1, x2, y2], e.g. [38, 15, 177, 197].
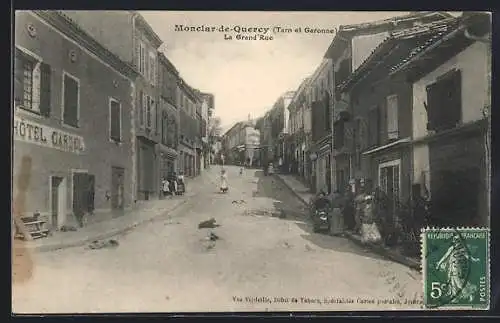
[288, 77, 312, 111]
[158, 51, 180, 76]
[389, 12, 489, 80]
[309, 59, 331, 85]
[35, 11, 138, 80]
[324, 11, 453, 59]
[337, 17, 459, 92]
[132, 12, 163, 48]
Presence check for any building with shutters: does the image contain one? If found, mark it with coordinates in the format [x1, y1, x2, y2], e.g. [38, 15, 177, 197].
[287, 77, 311, 182]
[59, 10, 163, 201]
[393, 12, 491, 227]
[197, 91, 214, 171]
[309, 59, 333, 194]
[337, 17, 460, 239]
[222, 121, 260, 166]
[13, 11, 137, 229]
[177, 77, 201, 177]
[158, 52, 180, 179]
[324, 11, 453, 196]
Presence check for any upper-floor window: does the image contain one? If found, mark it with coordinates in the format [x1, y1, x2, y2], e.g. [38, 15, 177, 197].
[148, 51, 156, 85]
[14, 48, 52, 117]
[425, 69, 462, 133]
[136, 40, 146, 75]
[386, 94, 399, 140]
[62, 71, 80, 128]
[109, 98, 122, 142]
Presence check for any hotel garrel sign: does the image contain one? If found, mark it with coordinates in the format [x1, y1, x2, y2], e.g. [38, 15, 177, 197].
[13, 116, 85, 154]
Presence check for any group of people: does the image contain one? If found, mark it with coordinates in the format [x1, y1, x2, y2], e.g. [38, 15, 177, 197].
[161, 172, 186, 198]
[311, 184, 383, 243]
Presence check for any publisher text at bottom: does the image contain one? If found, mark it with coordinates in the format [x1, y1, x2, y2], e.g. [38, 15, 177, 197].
[232, 296, 424, 306]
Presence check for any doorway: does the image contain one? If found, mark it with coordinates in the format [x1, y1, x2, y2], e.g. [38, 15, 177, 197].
[111, 166, 125, 210]
[50, 176, 66, 229]
[72, 172, 95, 226]
[379, 159, 401, 224]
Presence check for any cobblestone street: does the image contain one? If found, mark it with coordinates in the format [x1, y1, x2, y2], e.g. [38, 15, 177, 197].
[13, 166, 423, 313]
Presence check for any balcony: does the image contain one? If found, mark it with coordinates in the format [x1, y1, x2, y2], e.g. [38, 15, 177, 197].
[333, 99, 350, 123]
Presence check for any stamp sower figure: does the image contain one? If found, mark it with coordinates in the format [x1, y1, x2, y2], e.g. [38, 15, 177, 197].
[436, 235, 480, 303]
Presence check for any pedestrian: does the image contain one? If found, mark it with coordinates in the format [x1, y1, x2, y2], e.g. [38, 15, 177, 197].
[328, 190, 344, 236]
[220, 169, 229, 193]
[168, 172, 177, 196]
[342, 185, 355, 231]
[161, 177, 170, 198]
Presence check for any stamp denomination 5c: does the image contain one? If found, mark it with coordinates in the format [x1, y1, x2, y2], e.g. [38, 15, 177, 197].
[421, 227, 490, 310]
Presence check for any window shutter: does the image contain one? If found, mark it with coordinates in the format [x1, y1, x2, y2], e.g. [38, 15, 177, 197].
[63, 75, 79, 127]
[140, 43, 146, 74]
[426, 82, 441, 131]
[39, 63, 51, 117]
[387, 95, 398, 139]
[135, 38, 141, 69]
[151, 98, 156, 131]
[14, 53, 24, 106]
[146, 96, 151, 128]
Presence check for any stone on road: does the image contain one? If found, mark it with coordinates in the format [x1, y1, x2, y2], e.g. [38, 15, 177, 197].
[12, 166, 423, 313]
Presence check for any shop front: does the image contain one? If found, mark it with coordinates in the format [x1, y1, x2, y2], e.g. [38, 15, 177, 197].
[137, 137, 157, 201]
[158, 145, 178, 180]
[13, 116, 90, 229]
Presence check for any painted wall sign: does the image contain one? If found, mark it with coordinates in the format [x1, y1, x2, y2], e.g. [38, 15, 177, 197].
[13, 116, 85, 154]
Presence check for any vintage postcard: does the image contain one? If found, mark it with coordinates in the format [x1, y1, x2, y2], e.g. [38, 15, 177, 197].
[12, 10, 491, 313]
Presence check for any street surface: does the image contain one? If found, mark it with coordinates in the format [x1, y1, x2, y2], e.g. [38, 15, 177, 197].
[12, 166, 424, 313]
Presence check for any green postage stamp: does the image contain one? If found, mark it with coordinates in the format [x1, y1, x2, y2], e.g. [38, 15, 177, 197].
[421, 227, 490, 309]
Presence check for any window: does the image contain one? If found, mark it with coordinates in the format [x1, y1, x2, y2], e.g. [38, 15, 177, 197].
[146, 96, 154, 129]
[139, 91, 145, 126]
[386, 94, 399, 140]
[109, 98, 122, 142]
[62, 72, 79, 127]
[425, 69, 462, 132]
[149, 51, 156, 85]
[161, 110, 168, 145]
[139, 41, 146, 75]
[14, 48, 51, 116]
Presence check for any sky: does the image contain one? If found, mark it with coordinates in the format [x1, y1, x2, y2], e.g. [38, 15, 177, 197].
[141, 11, 413, 131]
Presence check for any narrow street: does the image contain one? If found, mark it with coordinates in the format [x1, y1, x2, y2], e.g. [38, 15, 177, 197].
[12, 166, 423, 313]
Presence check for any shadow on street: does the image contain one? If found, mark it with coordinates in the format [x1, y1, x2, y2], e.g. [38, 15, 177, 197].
[251, 170, 307, 221]
[250, 170, 383, 261]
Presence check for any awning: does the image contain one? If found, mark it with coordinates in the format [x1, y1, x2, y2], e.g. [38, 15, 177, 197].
[362, 137, 411, 155]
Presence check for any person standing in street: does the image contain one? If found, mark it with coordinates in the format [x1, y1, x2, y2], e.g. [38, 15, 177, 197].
[342, 185, 355, 231]
[328, 190, 344, 236]
[220, 168, 229, 193]
[161, 177, 170, 198]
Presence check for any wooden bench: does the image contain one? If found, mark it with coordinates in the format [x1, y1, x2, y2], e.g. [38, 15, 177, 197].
[14, 213, 50, 240]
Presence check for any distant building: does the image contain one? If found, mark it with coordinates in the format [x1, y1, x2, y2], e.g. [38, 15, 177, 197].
[260, 92, 295, 172]
[158, 52, 180, 180]
[222, 121, 260, 166]
[287, 77, 312, 182]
